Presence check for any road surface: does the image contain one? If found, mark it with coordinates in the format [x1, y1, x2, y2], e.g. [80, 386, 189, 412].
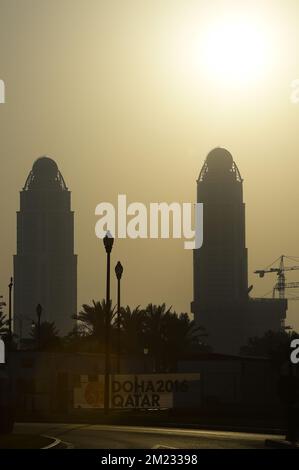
[14, 423, 283, 449]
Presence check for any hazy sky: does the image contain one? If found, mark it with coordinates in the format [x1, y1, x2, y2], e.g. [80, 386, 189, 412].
[1, 0, 299, 331]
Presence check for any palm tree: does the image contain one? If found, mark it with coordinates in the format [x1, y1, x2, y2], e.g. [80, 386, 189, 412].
[73, 299, 116, 352]
[68, 299, 206, 367]
[143, 304, 207, 371]
[0, 310, 8, 337]
[119, 306, 145, 354]
[143, 303, 173, 371]
[161, 312, 206, 371]
[0, 297, 8, 343]
[30, 321, 60, 350]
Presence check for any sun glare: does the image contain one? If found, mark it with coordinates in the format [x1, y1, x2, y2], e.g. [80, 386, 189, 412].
[194, 15, 273, 88]
[178, 15, 275, 88]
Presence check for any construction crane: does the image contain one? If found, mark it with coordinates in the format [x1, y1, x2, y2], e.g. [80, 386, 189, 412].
[254, 255, 299, 300]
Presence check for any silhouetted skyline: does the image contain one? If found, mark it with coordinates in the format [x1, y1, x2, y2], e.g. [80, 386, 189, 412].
[1, 1, 299, 332]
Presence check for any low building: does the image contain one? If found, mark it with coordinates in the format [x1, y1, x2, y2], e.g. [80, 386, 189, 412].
[7, 350, 283, 420]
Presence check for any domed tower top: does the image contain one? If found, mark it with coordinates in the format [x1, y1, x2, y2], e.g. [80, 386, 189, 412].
[24, 156, 67, 191]
[198, 147, 242, 183]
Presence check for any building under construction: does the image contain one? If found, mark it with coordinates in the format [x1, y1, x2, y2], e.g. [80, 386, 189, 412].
[191, 148, 287, 354]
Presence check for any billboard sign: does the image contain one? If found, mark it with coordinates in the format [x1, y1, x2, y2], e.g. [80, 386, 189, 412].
[74, 373, 200, 409]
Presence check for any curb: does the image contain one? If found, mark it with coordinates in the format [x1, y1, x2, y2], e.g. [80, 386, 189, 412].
[265, 438, 299, 449]
[41, 435, 62, 449]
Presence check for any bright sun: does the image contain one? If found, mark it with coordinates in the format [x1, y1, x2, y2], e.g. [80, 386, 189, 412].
[195, 15, 273, 87]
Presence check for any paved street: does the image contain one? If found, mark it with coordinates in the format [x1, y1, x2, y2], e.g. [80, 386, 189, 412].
[14, 423, 283, 449]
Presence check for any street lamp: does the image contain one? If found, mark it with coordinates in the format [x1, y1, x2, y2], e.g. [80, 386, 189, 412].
[36, 304, 42, 351]
[115, 261, 123, 374]
[143, 347, 149, 373]
[103, 231, 114, 414]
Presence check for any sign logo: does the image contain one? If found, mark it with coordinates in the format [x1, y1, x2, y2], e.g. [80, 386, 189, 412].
[84, 380, 104, 407]
[74, 373, 201, 409]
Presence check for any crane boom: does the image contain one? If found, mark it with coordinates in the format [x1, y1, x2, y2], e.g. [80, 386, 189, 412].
[254, 255, 299, 300]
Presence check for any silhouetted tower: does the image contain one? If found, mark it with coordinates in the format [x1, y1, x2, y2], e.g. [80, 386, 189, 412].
[191, 148, 286, 353]
[192, 148, 248, 352]
[14, 156, 77, 339]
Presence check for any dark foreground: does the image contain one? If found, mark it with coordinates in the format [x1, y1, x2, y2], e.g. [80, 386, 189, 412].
[11, 422, 284, 449]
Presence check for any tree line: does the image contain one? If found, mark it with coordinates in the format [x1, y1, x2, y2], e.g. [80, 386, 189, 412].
[1, 298, 298, 371]
[0, 300, 209, 372]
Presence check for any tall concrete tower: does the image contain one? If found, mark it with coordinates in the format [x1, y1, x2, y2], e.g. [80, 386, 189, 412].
[14, 156, 77, 339]
[191, 148, 286, 353]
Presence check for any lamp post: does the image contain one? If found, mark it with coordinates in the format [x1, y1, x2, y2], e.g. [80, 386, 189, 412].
[143, 347, 149, 373]
[103, 231, 114, 414]
[8, 277, 13, 348]
[115, 261, 123, 374]
[36, 304, 42, 351]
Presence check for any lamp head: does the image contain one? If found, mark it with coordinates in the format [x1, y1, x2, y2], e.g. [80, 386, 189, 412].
[103, 231, 114, 254]
[36, 303, 42, 318]
[115, 261, 123, 280]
